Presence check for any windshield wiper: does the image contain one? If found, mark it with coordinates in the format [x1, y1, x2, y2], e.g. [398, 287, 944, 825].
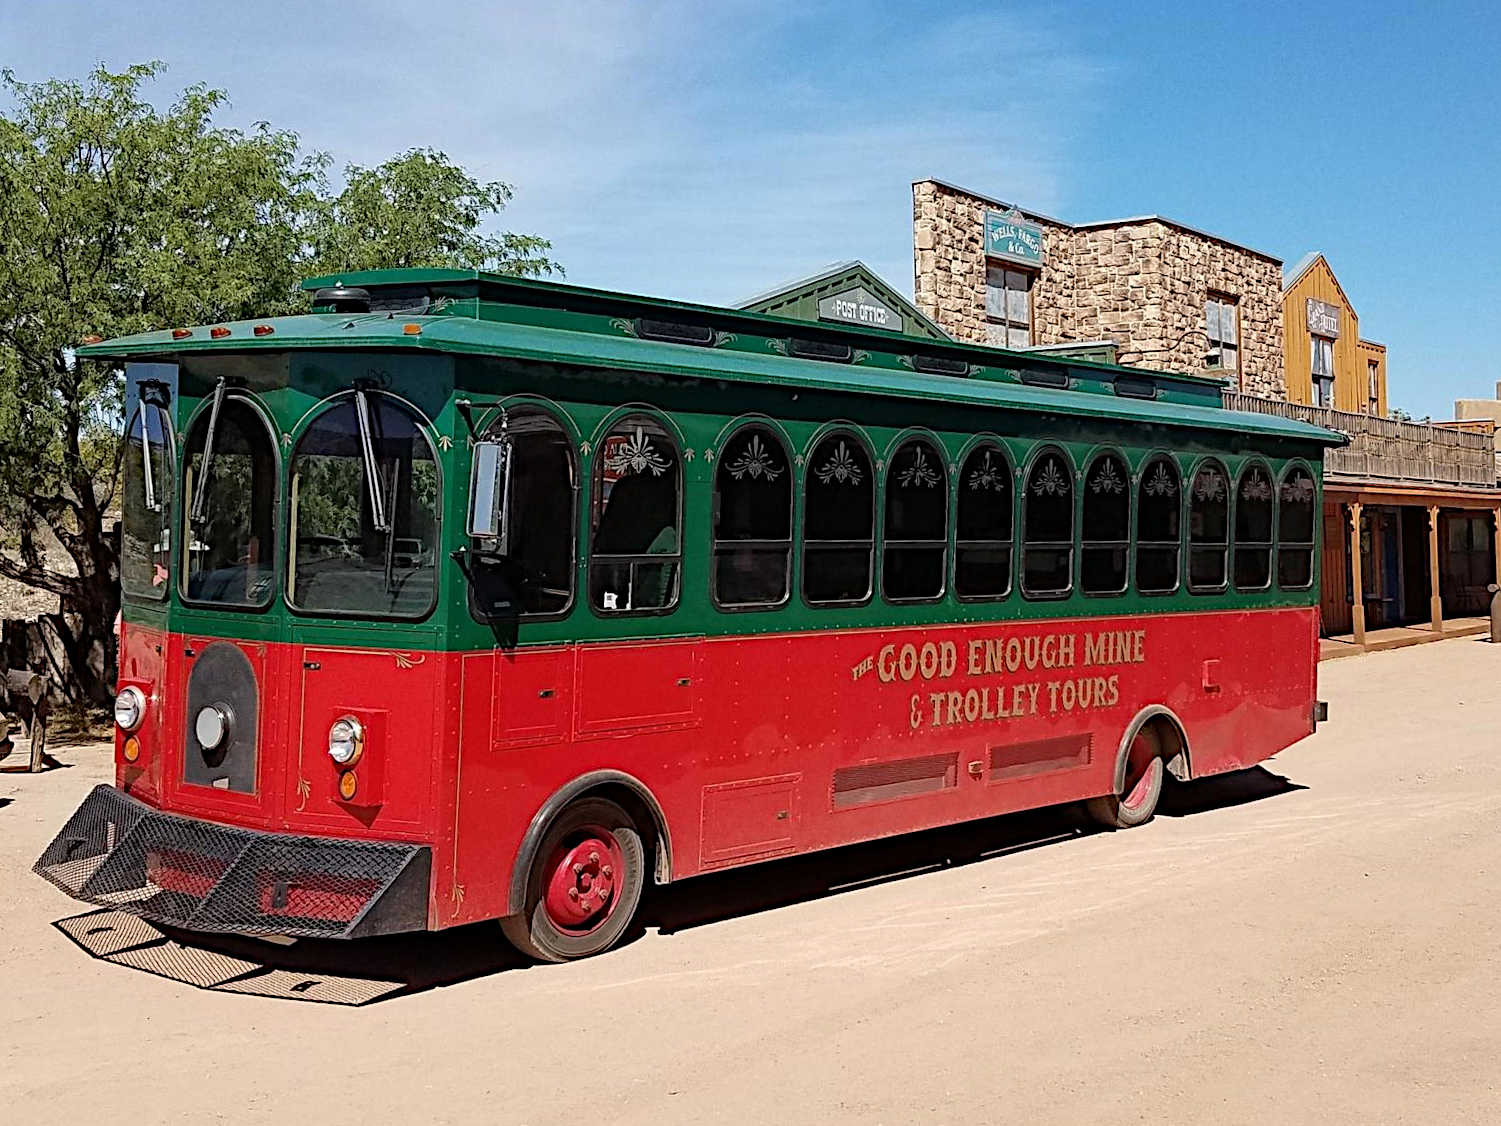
[136, 380, 172, 513]
[190, 377, 227, 527]
[354, 386, 391, 533]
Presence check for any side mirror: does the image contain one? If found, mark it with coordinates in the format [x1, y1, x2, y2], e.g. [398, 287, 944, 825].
[467, 438, 513, 549]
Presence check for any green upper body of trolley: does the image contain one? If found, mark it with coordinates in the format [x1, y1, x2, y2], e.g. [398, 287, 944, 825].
[93, 268, 1345, 656]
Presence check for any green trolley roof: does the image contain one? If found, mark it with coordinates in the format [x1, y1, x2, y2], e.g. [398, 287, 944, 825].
[79, 268, 1345, 448]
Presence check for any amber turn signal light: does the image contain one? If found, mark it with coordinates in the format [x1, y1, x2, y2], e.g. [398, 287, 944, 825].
[338, 770, 359, 801]
[402, 323, 422, 335]
[122, 736, 141, 763]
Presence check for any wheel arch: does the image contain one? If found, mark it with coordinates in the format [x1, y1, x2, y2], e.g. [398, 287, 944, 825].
[1112, 705, 1193, 790]
[506, 770, 673, 917]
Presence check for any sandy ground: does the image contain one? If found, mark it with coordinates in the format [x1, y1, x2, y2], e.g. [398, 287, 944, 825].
[2, 636, 1499, 1125]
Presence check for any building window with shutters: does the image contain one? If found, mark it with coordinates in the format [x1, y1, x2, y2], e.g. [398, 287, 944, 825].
[985, 266, 1033, 349]
[1367, 359, 1380, 413]
[1312, 336, 1335, 407]
[1204, 295, 1238, 376]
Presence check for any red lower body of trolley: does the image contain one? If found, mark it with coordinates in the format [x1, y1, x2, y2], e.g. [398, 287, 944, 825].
[36, 606, 1320, 954]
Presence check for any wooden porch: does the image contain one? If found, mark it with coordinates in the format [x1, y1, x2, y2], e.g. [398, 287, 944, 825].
[1319, 616, 1492, 661]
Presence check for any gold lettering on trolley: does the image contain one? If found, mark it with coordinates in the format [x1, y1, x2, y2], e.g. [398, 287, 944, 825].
[860, 627, 1147, 731]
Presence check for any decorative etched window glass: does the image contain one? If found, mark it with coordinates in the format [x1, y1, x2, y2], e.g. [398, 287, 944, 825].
[468, 408, 576, 622]
[1081, 453, 1130, 595]
[713, 425, 792, 608]
[1205, 296, 1239, 374]
[986, 266, 1033, 349]
[1233, 462, 1274, 591]
[589, 415, 680, 614]
[1277, 465, 1317, 589]
[1187, 461, 1230, 592]
[1135, 457, 1180, 594]
[955, 444, 1013, 600]
[803, 432, 874, 605]
[882, 438, 948, 602]
[1022, 449, 1074, 597]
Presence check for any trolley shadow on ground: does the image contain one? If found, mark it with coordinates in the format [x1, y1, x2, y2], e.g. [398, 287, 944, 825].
[53, 764, 1304, 1006]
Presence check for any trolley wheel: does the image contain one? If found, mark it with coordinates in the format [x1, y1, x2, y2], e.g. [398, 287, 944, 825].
[1086, 727, 1165, 829]
[501, 797, 646, 963]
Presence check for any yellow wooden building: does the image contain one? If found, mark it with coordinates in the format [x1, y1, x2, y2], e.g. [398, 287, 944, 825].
[1281, 253, 1387, 416]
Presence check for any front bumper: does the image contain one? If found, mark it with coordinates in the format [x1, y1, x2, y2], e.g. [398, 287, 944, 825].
[34, 785, 431, 939]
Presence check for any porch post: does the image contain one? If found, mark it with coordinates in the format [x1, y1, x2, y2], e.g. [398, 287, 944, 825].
[1348, 502, 1366, 647]
[1493, 506, 1501, 589]
[1428, 505, 1443, 634]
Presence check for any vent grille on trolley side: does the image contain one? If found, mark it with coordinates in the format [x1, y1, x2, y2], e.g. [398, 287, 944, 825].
[988, 734, 1093, 782]
[911, 353, 972, 377]
[1020, 367, 1070, 390]
[788, 337, 855, 363]
[634, 318, 716, 346]
[832, 753, 958, 809]
[1113, 375, 1159, 400]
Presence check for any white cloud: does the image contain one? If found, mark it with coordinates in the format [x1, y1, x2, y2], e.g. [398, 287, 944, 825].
[2, 0, 1106, 303]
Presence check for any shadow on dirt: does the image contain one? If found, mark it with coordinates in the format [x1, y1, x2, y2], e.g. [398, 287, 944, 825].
[53, 764, 1302, 1005]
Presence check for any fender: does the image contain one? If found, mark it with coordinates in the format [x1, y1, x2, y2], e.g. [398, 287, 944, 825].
[506, 770, 673, 917]
[1110, 704, 1192, 792]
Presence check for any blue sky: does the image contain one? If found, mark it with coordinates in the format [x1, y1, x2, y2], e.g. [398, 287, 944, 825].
[3, 0, 1497, 418]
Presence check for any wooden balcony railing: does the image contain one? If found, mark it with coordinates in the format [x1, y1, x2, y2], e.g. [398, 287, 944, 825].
[1222, 392, 1498, 490]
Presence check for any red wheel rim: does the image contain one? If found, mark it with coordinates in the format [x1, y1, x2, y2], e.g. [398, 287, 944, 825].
[1120, 732, 1162, 813]
[541, 826, 627, 936]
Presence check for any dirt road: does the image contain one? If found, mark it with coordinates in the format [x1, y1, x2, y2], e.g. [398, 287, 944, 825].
[3, 636, 1499, 1125]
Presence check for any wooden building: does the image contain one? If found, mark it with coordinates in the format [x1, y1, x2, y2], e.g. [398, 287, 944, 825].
[1281, 253, 1387, 415]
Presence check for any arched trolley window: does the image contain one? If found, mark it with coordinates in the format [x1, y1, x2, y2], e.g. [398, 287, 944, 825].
[467, 407, 577, 622]
[1187, 460, 1230, 593]
[122, 383, 175, 601]
[713, 425, 792, 609]
[1081, 452, 1130, 595]
[883, 437, 948, 603]
[955, 444, 1013, 600]
[803, 432, 874, 606]
[1022, 448, 1074, 598]
[1234, 462, 1275, 591]
[182, 390, 278, 608]
[589, 415, 681, 614]
[1278, 465, 1317, 589]
[1135, 457, 1181, 594]
[288, 392, 440, 617]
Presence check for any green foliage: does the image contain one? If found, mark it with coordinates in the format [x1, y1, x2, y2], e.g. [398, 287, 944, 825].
[308, 149, 559, 277]
[0, 61, 558, 700]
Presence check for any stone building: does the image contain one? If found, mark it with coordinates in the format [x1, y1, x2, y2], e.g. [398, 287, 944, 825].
[911, 178, 1286, 398]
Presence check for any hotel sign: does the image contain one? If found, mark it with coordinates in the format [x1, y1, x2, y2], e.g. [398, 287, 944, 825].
[984, 209, 1044, 267]
[1306, 298, 1341, 338]
[818, 286, 904, 333]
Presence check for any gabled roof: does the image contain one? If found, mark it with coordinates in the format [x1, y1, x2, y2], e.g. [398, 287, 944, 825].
[1282, 251, 1356, 314]
[736, 260, 948, 340]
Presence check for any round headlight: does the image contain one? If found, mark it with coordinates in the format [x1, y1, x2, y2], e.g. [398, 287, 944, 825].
[327, 715, 365, 766]
[114, 686, 146, 733]
[195, 703, 233, 751]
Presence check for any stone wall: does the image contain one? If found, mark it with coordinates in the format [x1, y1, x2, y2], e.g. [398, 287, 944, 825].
[912, 180, 1287, 398]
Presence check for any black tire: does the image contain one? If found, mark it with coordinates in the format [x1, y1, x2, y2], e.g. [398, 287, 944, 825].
[501, 797, 646, 963]
[1086, 726, 1165, 829]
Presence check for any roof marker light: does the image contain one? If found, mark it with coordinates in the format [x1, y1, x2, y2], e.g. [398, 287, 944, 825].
[210, 326, 230, 339]
[402, 323, 422, 336]
[81, 334, 103, 345]
[253, 324, 275, 337]
[171, 329, 192, 340]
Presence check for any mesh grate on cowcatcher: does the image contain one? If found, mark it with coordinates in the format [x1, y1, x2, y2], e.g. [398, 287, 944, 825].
[34, 785, 431, 940]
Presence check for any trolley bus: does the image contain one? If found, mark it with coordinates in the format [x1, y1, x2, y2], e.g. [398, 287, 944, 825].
[36, 268, 1341, 961]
